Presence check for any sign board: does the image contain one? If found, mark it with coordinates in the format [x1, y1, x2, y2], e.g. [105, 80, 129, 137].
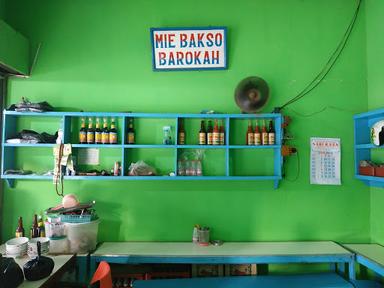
[310, 137, 341, 185]
[150, 27, 227, 71]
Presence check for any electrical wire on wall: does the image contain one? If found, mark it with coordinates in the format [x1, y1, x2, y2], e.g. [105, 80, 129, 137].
[276, 0, 362, 112]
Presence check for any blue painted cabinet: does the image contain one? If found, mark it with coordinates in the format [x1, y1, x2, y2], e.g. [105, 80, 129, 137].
[354, 108, 384, 187]
[1, 111, 283, 188]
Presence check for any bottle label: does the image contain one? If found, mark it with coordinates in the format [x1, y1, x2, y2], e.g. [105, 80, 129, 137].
[268, 133, 275, 145]
[79, 131, 86, 143]
[95, 132, 102, 143]
[15, 231, 23, 238]
[109, 132, 117, 144]
[213, 132, 220, 145]
[87, 132, 95, 143]
[247, 133, 254, 145]
[127, 132, 135, 144]
[199, 133, 206, 145]
[207, 133, 213, 145]
[254, 133, 261, 145]
[219, 133, 225, 145]
[178, 132, 185, 145]
[102, 132, 109, 144]
[262, 132, 268, 145]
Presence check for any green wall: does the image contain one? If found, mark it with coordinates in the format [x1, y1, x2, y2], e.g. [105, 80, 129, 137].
[366, 0, 384, 244]
[1, 0, 370, 243]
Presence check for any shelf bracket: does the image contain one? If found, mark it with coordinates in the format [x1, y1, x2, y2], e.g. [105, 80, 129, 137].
[6, 179, 15, 188]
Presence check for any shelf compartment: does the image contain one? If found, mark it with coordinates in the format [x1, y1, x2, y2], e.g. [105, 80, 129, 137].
[229, 149, 275, 177]
[177, 148, 226, 177]
[74, 148, 122, 176]
[125, 148, 176, 176]
[68, 116, 124, 145]
[3, 114, 62, 143]
[124, 117, 176, 145]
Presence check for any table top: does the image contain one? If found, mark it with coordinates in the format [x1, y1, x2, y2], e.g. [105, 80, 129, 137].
[93, 241, 352, 258]
[0, 244, 75, 288]
[344, 243, 384, 266]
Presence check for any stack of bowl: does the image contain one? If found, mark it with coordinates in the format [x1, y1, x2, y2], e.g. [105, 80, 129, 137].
[27, 237, 50, 258]
[5, 237, 28, 257]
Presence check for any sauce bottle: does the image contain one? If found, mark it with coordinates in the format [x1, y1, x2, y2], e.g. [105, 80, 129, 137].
[199, 120, 206, 145]
[207, 120, 213, 145]
[86, 117, 95, 144]
[37, 215, 45, 237]
[95, 117, 102, 144]
[30, 214, 39, 238]
[127, 118, 135, 144]
[178, 119, 185, 145]
[212, 120, 220, 145]
[102, 117, 109, 144]
[79, 117, 87, 144]
[268, 120, 275, 145]
[15, 216, 25, 238]
[219, 120, 225, 145]
[254, 120, 261, 146]
[246, 119, 254, 145]
[261, 119, 268, 145]
[109, 117, 118, 144]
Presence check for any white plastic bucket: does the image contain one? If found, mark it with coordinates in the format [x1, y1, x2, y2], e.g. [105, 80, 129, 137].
[64, 219, 100, 253]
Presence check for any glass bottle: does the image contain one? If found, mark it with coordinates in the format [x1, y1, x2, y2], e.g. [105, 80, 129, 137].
[15, 216, 25, 238]
[219, 120, 225, 145]
[95, 117, 102, 144]
[102, 117, 109, 144]
[246, 119, 254, 145]
[109, 117, 118, 144]
[86, 117, 95, 144]
[37, 215, 45, 237]
[213, 120, 220, 145]
[178, 118, 185, 145]
[30, 214, 39, 238]
[261, 119, 268, 145]
[254, 120, 261, 146]
[79, 117, 87, 144]
[207, 120, 213, 145]
[268, 120, 275, 145]
[127, 118, 135, 144]
[199, 120, 206, 145]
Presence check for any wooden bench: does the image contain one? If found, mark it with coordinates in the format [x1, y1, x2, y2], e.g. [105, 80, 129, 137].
[133, 273, 354, 288]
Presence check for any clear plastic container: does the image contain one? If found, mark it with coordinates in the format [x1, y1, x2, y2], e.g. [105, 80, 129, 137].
[45, 221, 65, 239]
[49, 237, 69, 254]
[64, 219, 100, 253]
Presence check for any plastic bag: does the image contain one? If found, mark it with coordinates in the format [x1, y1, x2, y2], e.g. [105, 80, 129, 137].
[0, 254, 24, 288]
[23, 242, 54, 281]
[129, 161, 157, 176]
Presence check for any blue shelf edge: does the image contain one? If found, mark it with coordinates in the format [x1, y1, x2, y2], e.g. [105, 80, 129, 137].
[3, 110, 282, 119]
[1, 175, 281, 181]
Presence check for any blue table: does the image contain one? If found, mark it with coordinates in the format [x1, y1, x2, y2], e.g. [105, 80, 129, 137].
[91, 241, 355, 280]
[133, 273, 353, 288]
[344, 244, 384, 276]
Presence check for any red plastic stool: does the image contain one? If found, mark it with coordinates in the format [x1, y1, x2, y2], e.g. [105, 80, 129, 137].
[90, 261, 113, 288]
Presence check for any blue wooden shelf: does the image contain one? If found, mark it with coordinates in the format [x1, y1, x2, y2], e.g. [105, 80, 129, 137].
[71, 144, 123, 148]
[3, 143, 56, 147]
[354, 108, 384, 187]
[1, 110, 284, 188]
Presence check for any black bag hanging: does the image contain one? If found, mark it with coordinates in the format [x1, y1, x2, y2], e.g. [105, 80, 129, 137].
[23, 241, 54, 281]
[0, 254, 24, 288]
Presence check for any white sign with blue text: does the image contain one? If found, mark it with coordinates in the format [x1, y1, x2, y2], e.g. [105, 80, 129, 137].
[150, 27, 227, 71]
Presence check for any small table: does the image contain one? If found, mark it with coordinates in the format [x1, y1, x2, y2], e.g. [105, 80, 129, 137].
[343, 244, 384, 276]
[91, 241, 355, 279]
[0, 245, 76, 288]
